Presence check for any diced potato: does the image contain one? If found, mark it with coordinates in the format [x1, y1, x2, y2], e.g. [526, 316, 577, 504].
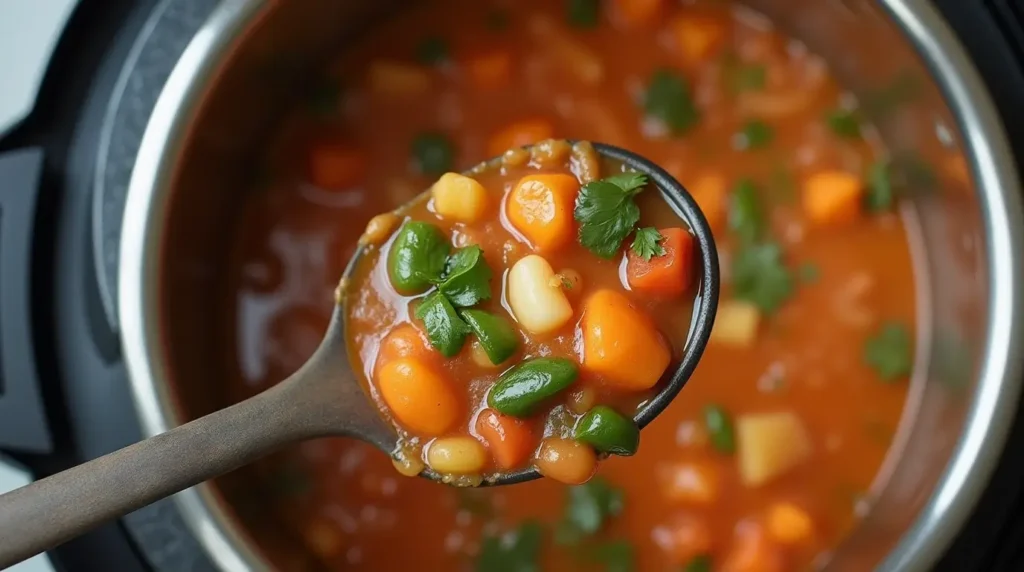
[507, 255, 574, 335]
[766, 502, 814, 544]
[368, 60, 430, 96]
[711, 301, 761, 348]
[432, 172, 488, 223]
[737, 412, 813, 487]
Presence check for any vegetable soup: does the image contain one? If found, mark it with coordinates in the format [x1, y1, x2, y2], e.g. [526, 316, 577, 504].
[343, 141, 705, 484]
[220, 0, 916, 570]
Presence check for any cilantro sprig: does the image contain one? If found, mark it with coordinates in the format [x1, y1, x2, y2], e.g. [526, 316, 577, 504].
[476, 521, 544, 572]
[731, 241, 794, 314]
[556, 478, 624, 545]
[630, 227, 665, 261]
[574, 173, 649, 258]
[864, 321, 913, 382]
[643, 69, 700, 135]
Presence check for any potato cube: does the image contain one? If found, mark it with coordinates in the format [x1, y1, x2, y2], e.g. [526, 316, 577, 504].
[711, 301, 761, 348]
[737, 412, 812, 487]
[431, 173, 488, 223]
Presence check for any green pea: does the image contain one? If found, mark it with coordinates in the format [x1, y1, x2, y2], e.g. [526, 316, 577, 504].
[574, 406, 639, 456]
[460, 309, 518, 365]
[387, 221, 449, 294]
[703, 404, 735, 454]
[488, 358, 578, 417]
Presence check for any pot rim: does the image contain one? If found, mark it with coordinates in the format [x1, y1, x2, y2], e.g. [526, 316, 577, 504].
[118, 1, 1024, 571]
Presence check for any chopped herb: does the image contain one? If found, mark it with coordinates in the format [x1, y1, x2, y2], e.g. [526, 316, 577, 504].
[388, 221, 451, 293]
[864, 321, 912, 382]
[412, 132, 455, 175]
[864, 161, 893, 212]
[732, 242, 794, 314]
[702, 404, 735, 454]
[643, 69, 700, 135]
[476, 521, 544, 572]
[684, 555, 713, 572]
[798, 262, 820, 284]
[556, 478, 624, 545]
[728, 179, 765, 244]
[416, 36, 449, 65]
[486, 8, 510, 31]
[305, 78, 343, 116]
[736, 120, 774, 150]
[630, 227, 666, 261]
[587, 540, 634, 572]
[439, 245, 492, 307]
[574, 173, 648, 258]
[567, 0, 601, 28]
[561, 275, 574, 289]
[825, 109, 862, 139]
[415, 291, 470, 357]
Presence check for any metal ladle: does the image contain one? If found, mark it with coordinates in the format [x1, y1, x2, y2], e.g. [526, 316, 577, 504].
[0, 142, 719, 568]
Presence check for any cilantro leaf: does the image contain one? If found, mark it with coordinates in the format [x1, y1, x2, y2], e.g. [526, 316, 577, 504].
[567, 0, 600, 29]
[684, 555, 713, 572]
[415, 36, 449, 65]
[643, 69, 700, 135]
[439, 246, 492, 307]
[630, 227, 666, 261]
[574, 173, 648, 258]
[588, 540, 634, 572]
[556, 478, 624, 545]
[476, 521, 544, 572]
[732, 242, 794, 313]
[825, 109, 862, 139]
[728, 179, 765, 244]
[411, 132, 455, 175]
[864, 321, 912, 382]
[414, 291, 470, 357]
[736, 120, 774, 150]
[864, 161, 893, 212]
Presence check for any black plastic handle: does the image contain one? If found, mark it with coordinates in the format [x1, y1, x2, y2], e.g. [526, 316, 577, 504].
[0, 148, 53, 452]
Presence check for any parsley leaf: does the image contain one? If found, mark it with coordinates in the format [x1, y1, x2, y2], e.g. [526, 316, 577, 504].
[574, 173, 648, 258]
[732, 242, 794, 313]
[416, 36, 449, 65]
[728, 179, 765, 244]
[684, 555, 713, 572]
[643, 69, 700, 135]
[414, 291, 470, 357]
[736, 120, 774, 150]
[630, 227, 665, 261]
[476, 521, 544, 572]
[439, 246, 492, 307]
[864, 161, 893, 212]
[412, 132, 455, 175]
[588, 540, 634, 572]
[556, 478, 624, 545]
[864, 321, 912, 382]
[567, 0, 601, 28]
[825, 109, 862, 139]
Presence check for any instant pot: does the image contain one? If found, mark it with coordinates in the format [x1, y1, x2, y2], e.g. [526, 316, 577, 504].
[4, 0, 1024, 570]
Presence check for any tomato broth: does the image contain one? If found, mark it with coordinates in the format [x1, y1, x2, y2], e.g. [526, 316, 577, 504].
[219, 1, 916, 570]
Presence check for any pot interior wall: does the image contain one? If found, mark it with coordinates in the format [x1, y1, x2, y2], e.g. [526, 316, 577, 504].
[158, 0, 987, 569]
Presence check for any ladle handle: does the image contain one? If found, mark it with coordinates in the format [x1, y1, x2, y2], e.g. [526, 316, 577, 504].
[0, 377, 320, 568]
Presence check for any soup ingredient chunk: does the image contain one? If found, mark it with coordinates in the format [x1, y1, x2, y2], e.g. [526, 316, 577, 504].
[582, 289, 671, 389]
[506, 173, 579, 253]
[506, 254, 574, 334]
[488, 357, 579, 417]
[377, 358, 459, 435]
[574, 405, 641, 455]
[626, 227, 696, 296]
[736, 411, 812, 486]
[476, 409, 536, 470]
[388, 221, 450, 293]
[431, 172, 488, 223]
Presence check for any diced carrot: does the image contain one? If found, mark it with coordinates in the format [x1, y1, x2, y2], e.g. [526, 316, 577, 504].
[651, 512, 713, 564]
[476, 409, 537, 470]
[377, 357, 459, 435]
[611, 0, 666, 28]
[658, 460, 720, 504]
[505, 174, 578, 253]
[689, 174, 727, 233]
[308, 144, 367, 189]
[488, 118, 555, 157]
[669, 14, 726, 65]
[626, 227, 696, 297]
[801, 170, 863, 226]
[721, 521, 785, 572]
[766, 502, 814, 544]
[581, 289, 672, 390]
[367, 60, 431, 96]
[377, 323, 437, 370]
[467, 49, 513, 90]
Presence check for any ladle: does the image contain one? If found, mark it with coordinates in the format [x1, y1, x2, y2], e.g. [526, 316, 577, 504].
[0, 142, 719, 568]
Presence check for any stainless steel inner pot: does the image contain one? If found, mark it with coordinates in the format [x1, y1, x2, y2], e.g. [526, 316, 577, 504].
[118, 0, 1024, 570]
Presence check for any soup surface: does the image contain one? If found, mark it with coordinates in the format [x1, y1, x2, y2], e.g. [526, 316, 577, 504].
[220, 1, 916, 570]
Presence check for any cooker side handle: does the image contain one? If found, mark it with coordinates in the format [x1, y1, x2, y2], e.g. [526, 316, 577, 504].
[0, 147, 53, 453]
